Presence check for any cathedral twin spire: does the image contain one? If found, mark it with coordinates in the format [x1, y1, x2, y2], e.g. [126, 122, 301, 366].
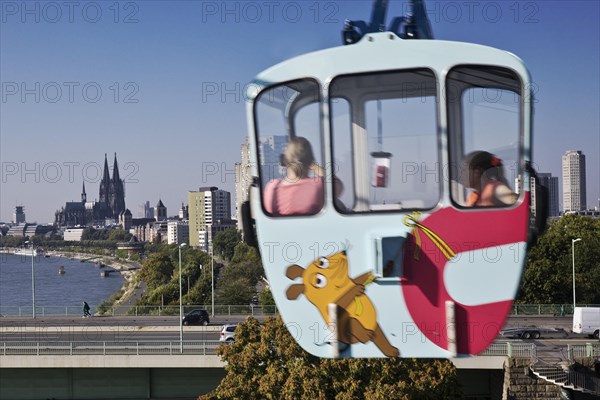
[98, 153, 126, 218]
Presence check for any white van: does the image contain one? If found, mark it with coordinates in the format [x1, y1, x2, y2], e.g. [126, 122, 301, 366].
[572, 307, 600, 338]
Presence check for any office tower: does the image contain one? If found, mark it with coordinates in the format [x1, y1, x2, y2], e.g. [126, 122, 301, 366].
[188, 187, 232, 250]
[13, 206, 25, 224]
[167, 220, 189, 245]
[235, 135, 288, 229]
[138, 201, 151, 218]
[537, 173, 559, 217]
[235, 139, 251, 229]
[562, 150, 586, 212]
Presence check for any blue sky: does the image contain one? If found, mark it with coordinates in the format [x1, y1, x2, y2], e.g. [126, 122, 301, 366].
[1, 0, 598, 223]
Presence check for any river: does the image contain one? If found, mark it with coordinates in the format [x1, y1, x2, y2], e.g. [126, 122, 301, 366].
[0, 252, 124, 316]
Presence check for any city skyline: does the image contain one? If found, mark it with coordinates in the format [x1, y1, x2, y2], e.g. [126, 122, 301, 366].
[1, 1, 598, 223]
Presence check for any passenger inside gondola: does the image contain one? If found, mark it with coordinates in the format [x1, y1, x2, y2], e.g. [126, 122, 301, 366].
[263, 136, 324, 215]
[462, 151, 517, 207]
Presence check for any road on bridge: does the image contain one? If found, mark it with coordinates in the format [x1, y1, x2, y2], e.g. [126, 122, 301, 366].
[1, 314, 596, 344]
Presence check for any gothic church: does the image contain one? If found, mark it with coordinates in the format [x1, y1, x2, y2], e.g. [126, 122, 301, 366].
[55, 154, 126, 227]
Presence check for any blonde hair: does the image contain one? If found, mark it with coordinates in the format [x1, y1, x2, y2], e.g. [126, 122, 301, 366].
[283, 137, 316, 178]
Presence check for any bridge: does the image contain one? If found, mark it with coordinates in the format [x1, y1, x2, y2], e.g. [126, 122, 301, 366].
[1, 315, 599, 400]
[2, 340, 598, 399]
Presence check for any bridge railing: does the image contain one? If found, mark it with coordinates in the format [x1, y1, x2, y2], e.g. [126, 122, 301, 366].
[0, 304, 279, 317]
[3, 341, 598, 361]
[568, 343, 600, 362]
[511, 304, 600, 316]
[3, 304, 599, 318]
[481, 342, 537, 361]
[1, 340, 222, 356]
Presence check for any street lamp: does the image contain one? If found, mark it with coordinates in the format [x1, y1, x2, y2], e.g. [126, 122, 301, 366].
[572, 238, 582, 312]
[25, 241, 36, 319]
[179, 242, 187, 353]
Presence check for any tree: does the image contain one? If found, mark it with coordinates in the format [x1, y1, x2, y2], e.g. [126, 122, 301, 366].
[258, 287, 275, 306]
[215, 276, 256, 305]
[215, 242, 264, 305]
[81, 227, 97, 241]
[139, 253, 175, 290]
[200, 316, 461, 400]
[519, 215, 600, 304]
[213, 228, 242, 261]
[108, 228, 132, 242]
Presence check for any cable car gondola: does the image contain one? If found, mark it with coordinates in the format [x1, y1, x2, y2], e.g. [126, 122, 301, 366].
[241, 0, 545, 358]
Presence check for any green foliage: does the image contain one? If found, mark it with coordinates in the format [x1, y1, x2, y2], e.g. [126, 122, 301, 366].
[115, 249, 128, 259]
[96, 289, 124, 315]
[215, 242, 264, 305]
[519, 216, 600, 304]
[81, 227, 111, 241]
[134, 245, 213, 307]
[258, 287, 275, 306]
[213, 228, 242, 261]
[143, 242, 172, 255]
[108, 229, 133, 242]
[230, 242, 261, 265]
[139, 253, 175, 290]
[200, 316, 461, 400]
[0, 235, 27, 248]
[216, 277, 256, 305]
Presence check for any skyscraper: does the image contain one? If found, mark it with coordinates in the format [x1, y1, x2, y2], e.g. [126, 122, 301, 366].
[235, 135, 288, 229]
[13, 206, 25, 224]
[188, 187, 233, 250]
[562, 150, 586, 212]
[537, 173, 559, 217]
[235, 139, 251, 230]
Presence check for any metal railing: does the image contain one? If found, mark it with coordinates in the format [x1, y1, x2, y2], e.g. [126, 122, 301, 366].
[531, 364, 600, 395]
[0, 304, 278, 317]
[511, 304, 600, 316]
[568, 343, 600, 361]
[1, 340, 221, 356]
[481, 342, 536, 360]
[3, 304, 598, 317]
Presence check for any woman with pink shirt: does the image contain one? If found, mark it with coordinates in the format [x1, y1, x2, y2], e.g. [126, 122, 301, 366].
[264, 137, 324, 215]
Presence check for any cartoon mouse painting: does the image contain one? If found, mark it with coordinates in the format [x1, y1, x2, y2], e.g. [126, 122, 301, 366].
[286, 251, 399, 357]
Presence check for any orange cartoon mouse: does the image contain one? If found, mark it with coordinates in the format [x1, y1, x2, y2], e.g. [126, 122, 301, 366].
[286, 251, 399, 357]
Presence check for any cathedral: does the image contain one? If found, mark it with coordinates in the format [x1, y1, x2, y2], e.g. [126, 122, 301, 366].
[55, 154, 126, 227]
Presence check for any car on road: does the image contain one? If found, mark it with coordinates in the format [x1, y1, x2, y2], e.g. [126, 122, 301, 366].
[182, 309, 210, 326]
[219, 324, 238, 342]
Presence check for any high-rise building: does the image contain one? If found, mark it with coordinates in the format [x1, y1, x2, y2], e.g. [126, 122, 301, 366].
[257, 135, 288, 186]
[188, 187, 232, 249]
[537, 173, 559, 217]
[235, 139, 251, 229]
[562, 150, 586, 212]
[235, 135, 288, 229]
[13, 206, 25, 224]
[138, 201, 151, 218]
[167, 220, 189, 245]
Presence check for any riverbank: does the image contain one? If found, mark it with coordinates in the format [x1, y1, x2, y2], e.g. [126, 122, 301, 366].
[52, 250, 145, 314]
